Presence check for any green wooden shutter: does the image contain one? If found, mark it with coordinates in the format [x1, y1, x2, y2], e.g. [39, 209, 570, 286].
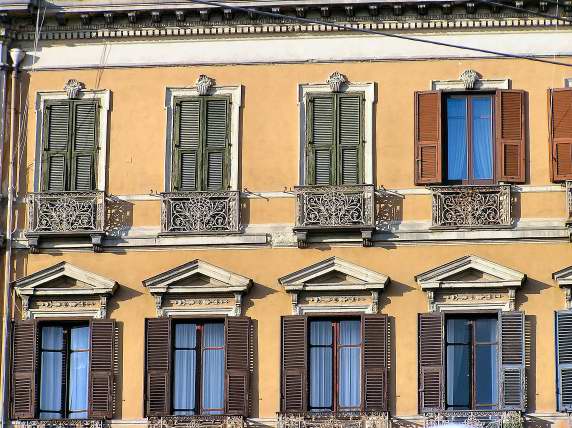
[499, 311, 526, 411]
[337, 94, 363, 185]
[556, 310, 572, 411]
[307, 94, 335, 185]
[71, 101, 98, 191]
[204, 97, 230, 191]
[43, 102, 71, 191]
[173, 99, 200, 191]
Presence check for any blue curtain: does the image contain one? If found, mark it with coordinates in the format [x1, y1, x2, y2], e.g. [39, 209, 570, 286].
[338, 320, 361, 409]
[174, 323, 197, 415]
[472, 97, 493, 180]
[68, 326, 89, 419]
[447, 97, 468, 181]
[309, 321, 332, 410]
[202, 323, 225, 414]
[39, 326, 64, 419]
[474, 318, 498, 408]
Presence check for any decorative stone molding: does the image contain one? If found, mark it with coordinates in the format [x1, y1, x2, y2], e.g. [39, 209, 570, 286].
[143, 259, 252, 317]
[196, 74, 215, 96]
[64, 78, 85, 99]
[14, 262, 118, 319]
[279, 257, 389, 314]
[416, 255, 525, 312]
[326, 71, 348, 92]
[459, 69, 479, 89]
[553, 265, 572, 309]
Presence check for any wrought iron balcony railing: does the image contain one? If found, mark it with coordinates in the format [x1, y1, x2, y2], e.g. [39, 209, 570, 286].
[424, 411, 522, 428]
[161, 191, 240, 234]
[278, 411, 388, 428]
[430, 185, 512, 229]
[148, 415, 244, 428]
[26, 191, 106, 252]
[294, 185, 375, 248]
[12, 419, 105, 428]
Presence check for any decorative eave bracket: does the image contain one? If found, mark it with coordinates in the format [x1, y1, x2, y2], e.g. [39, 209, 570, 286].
[553, 265, 572, 309]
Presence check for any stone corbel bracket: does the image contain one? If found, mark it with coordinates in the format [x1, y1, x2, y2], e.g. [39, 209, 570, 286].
[553, 265, 572, 309]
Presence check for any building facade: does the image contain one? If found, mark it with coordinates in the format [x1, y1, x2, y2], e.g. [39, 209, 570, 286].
[0, 1, 572, 428]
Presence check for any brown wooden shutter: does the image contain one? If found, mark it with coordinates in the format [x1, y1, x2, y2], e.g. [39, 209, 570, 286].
[11, 320, 37, 419]
[281, 316, 307, 413]
[549, 88, 572, 182]
[145, 318, 171, 417]
[225, 317, 251, 416]
[414, 91, 442, 185]
[362, 314, 388, 412]
[500, 311, 526, 411]
[88, 319, 116, 419]
[418, 313, 444, 412]
[496, 90, 526, 183]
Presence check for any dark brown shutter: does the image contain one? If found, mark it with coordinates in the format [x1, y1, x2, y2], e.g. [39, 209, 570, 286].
[362, 314, 388, 412]
[145, 318, 171, 417]
[500, 311, 525, 411]
[549, 88, 572, 182]
[88, 319, 116, 419]
[11, 320, 37, 419]
[418, 313, 444, 412]
[414, 91, 442, 184]
[496, 90, 526, 183]
[281, 316, 307, 413]
[225, 317, 251, 416]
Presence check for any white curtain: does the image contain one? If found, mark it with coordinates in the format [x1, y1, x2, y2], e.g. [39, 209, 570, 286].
[173, 323, 197, 415]
[39, 326, 64, 419]
[202, 323, 225, 414]
[338, 320, 361, 409]
[68, 326, 90, 419]
[309, 321, 333, 410]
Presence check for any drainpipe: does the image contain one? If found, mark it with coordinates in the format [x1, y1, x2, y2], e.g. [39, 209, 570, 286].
[0, 47, 26, 428]
[0, 45, 8, 194]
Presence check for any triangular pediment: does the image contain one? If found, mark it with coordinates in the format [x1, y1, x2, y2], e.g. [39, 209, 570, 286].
[415, 255, 525, 290]
[279, 257, 389, 292]
[553, 266, 572, 287]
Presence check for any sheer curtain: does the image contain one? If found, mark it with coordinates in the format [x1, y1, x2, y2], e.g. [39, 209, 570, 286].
[446, 319, 470, 409]
[338, 320, 361, 409]
[446, 97, 468, 181]
[471, 97, 494, 180]
[39, 326, 64, 419]
[173, 323, 197, 415]
[309, 321, 333, 411]
[68, 326, 90, 419]
[474, 318, 498, 408]
[202, 323, 225, 414]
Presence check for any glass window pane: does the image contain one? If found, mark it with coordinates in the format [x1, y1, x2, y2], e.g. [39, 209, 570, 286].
[70, 326, 89, 351]
[471, 96, 494, 180]
[475, 344, 498, 408]
[339, 320, 361, 346]
[446, 344, 470, 409]
[203, 323, 224, 348]
[40, 351, 63, 418]
[310, 347, 333, 409]
[175, 323, 197, 349]
[446, 319, 469, 344]
[69, 350, 89, 417]
[475, 318, 498, 343]
[446, 97, 468, 181]
[310, 321, 332, 346]
[202, 349, 224, 413]
[173, 349, 196, 415]
[339, 347, 361, 408]
[42, 326, 64, 351]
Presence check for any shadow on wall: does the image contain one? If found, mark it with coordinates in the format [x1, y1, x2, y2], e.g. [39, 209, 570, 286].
[375, 190, 404, 232]
[525, 314, 537, 413]
[106, 196, 134, 237]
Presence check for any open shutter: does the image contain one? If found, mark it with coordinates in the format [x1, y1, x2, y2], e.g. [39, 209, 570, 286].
[549, 88, 572, 182]
[225, 317, 251, 416]
[281, 316, 307, 412]
[174, 99, 201, 191]
[496, 90, 526, 183]
[557, 310, 572, 411]
[11, 320, 37, 419]
[500, 311, 525, 411]
[71, 101, 98, 191]
[145, 318, 171, 416]
[43, 102, 71, 191]
[418, 312, 444, 412]
[307, 95, 335, 185]
[88, 319, 116, 419]
[414, 91, 442, 185]
[338, 94, 363, 185]
[363, 314, 388, 412]
[204, 97, 230, 191]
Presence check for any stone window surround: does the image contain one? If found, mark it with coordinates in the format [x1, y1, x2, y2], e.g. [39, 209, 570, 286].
[431, 73, 510, 91]
[553, 265, 572, 309]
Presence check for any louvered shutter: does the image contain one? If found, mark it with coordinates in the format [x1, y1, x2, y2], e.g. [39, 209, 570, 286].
[307, 95, 335, 185]
[281, 316, 307, 412]
[43, 102, 71, 191]
[338, 94, 363, 185]
[496, 90, 526, 183]
[549, 89, 572, 182]
[499, 311, 526, 411]
[71, 101, 98, 191]
[173, 99, 201, 191]
[414, 91, 442, 184]
[204, 97, 230, 191]
[145, 318, 171, 416]
[363, 314, 388, 412]
[418, 313, 444, 412]
[88, 319, 116, 419]
[556, 310, 572, 411]
[225, 317, 251, 416]
[11, 320, 37, 419]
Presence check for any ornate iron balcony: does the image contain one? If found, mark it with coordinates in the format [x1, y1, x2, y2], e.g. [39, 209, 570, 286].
[430, 185, 512, 229]
[148, 415, 244, 428]
[160, 191, 240, 234]
[12, 420, 105, 428]
[424, 411, 522, 428]
[294, 185, 375, 248]
[278, 412, 388, 428]
[26, 191, 106, 252]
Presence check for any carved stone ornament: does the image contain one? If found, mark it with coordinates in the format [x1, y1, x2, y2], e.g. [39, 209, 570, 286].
[64, 79, 85, 99]
[459, 69, 480, 90]
[326, 72, 348, 93]
[196, 74, 215, 96]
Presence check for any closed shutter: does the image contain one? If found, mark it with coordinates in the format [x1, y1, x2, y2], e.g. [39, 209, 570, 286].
[496, 90, 526, 183]
[71, 101, 98, 191]
[174, 99, 201, 191]
[499, 311, 526, 411]
[88, 319, 116, 419]
[556, 310, 572, 411]
[281, 316, 307, 412]
[204, 97, 230, 191]
[307, 95, 335, 185]
[43, 102, 71, 191]
[338, 94, 363, 185]
[225, 317, 251, 416]
[549, 88, 572, 182]
[145, 318, 171, 416]
[418, 313, 444, 412]
[11, 320, 37, 419]
[414, 91, 442, 184]
[363, 314, 388, 412]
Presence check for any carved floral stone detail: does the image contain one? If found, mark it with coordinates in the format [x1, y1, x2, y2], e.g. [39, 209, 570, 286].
[460, 69, 480, 89]
[64, 79, 85, 99]
[326, 72, 348, 92]
[442, 292, 505, 302]
[172, 298, 231, 306]
[306, 296, 367, 304]
[37, 300, 97, 308]
[196, 74, 215, 96]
